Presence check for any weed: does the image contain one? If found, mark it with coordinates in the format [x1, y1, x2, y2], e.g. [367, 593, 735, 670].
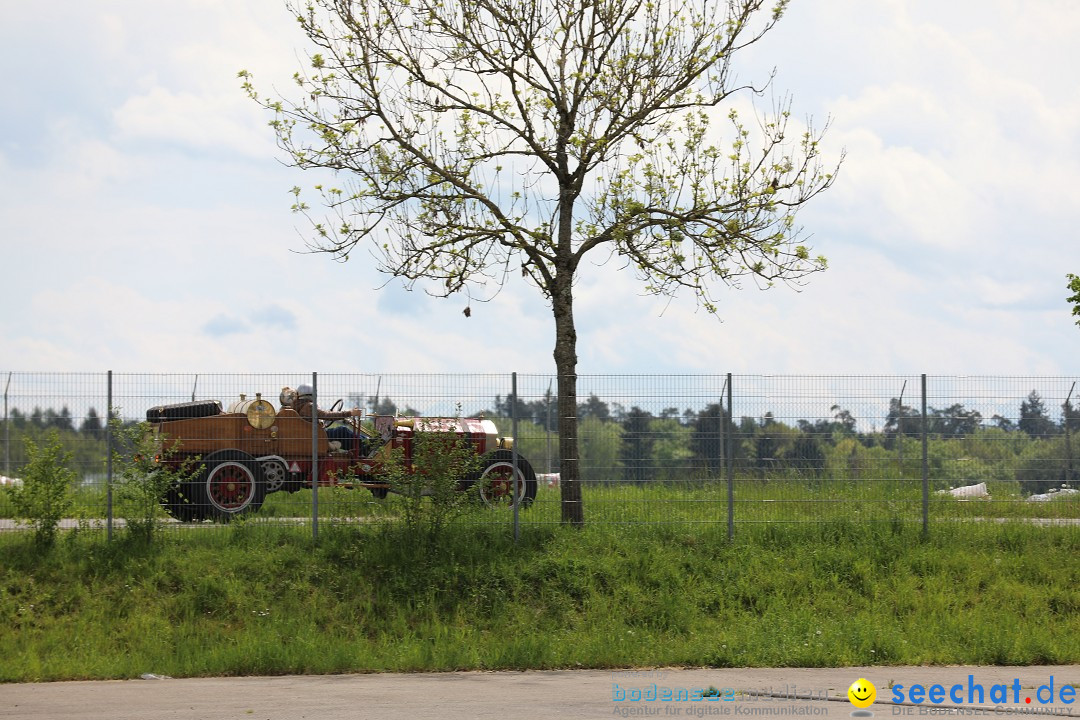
[110, 420, 202, 543]
[8, 430, 75, 548]
[379, 414, 483, 543]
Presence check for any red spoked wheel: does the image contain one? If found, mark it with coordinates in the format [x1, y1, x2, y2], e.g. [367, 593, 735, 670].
[194, 449, 267, 522]
[473, 450, 537, 509]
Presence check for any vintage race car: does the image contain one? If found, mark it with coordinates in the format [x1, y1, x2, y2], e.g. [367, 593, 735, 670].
[145, 392, 537, 522]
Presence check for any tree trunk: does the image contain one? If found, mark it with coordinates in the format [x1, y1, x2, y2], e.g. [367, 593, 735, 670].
[553, 274, 584, 526]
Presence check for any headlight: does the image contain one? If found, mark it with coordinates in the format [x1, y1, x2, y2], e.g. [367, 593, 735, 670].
[246, 396, 276, 430]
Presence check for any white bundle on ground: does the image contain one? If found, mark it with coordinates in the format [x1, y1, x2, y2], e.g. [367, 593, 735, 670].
[937, 482, 990, 499]
[1027, 487, 1079, 502]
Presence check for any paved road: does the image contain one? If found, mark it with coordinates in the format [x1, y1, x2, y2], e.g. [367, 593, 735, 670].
[3, 666, 1078, 720]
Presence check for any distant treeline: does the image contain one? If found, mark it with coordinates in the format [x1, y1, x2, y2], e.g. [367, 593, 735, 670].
[1, 407, 115, 475]
[4, 406, 110, 438]
[489, 390, 1080, 495]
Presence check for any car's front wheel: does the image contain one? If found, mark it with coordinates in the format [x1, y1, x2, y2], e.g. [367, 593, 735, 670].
[466, 450, 538, 509]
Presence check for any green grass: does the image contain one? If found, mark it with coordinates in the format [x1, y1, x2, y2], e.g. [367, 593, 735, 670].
[255, 478, 1080, 527]
[4, 476, 1078, 524]
[2, 518, 1079, 682]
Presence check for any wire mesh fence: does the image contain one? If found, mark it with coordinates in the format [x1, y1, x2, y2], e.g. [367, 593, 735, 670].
[1, 372, 1078, 538]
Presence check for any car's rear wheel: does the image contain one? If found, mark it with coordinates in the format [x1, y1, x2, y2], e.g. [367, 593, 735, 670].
[190, 449, 266, 522]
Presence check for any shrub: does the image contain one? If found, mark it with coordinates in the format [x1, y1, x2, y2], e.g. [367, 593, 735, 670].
[10, 430, 76, 547]
[111, 420, 202, 542]
[1015, 437, 1075, 496]
[380, 415, 483, 542]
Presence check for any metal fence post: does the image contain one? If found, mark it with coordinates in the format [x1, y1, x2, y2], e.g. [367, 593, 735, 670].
[921, 373, 929, 536]
[2, 371, 9, 479]
[897, 380, 907, 474]
[106, 370, 114, 542]
[719, 376, 726, 529]
[726, 373, 734, 541]
[311, 371, 319, 541]
[512, 372, 520, 543]
[545, 379, 553, 474]
[1065, 382, 1076, 487]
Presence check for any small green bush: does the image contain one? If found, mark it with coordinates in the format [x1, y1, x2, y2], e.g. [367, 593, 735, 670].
[111, 420, 201, 542]
[10, 430, 76, 547]
[381, 415, 482, 542]
[1015, 437, 1075, 496]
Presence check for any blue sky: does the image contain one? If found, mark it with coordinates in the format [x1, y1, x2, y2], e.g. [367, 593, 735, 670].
[1, 0, 1079, 376]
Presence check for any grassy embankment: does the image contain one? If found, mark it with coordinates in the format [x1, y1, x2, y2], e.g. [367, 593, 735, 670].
[2, 514, 1079, 683]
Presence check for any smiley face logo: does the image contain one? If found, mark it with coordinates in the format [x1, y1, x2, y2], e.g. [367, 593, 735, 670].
[848, 678, 876, 708]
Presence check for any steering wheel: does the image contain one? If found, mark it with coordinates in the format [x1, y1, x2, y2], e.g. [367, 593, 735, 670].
[329, 399, 344, 412]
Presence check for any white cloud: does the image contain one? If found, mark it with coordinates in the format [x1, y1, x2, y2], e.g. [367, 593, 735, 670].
[826, 126, 977, 251]
[969, 276, 1036, 309]
[112, 87, 275, 159]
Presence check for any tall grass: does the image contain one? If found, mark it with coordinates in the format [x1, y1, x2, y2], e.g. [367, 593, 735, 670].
[2, 519, 1078, 682]
[4, 474, 1077, 525]
[253, 477, 1080, 529]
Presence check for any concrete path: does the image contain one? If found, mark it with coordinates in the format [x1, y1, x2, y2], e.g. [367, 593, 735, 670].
[2, 666, 1078, 720]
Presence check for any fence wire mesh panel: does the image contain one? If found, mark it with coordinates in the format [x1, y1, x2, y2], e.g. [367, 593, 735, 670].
[113, 373, 322, 531]
[921, 376, 1080, 523]
[730, 375, 928, 525]
[1, 372, 111, 533]
[515, 374, 730, 526]
[1, 372, 1078, 537]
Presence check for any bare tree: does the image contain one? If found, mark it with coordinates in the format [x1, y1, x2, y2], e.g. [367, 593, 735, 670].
[242, 0, 841, 525]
